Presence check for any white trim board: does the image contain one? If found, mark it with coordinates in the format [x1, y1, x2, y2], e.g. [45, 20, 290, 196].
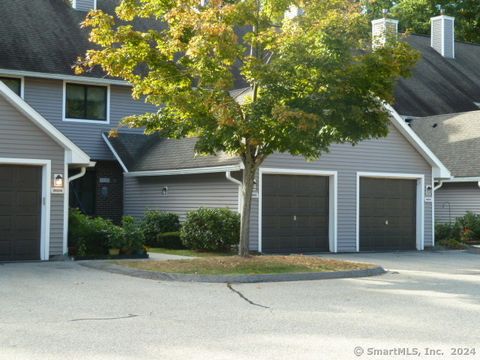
[0, 82, 90, 165]
[385, 103, 451, 179]
[258, 168, 338, 253]
[0, 158, 52, 260]
[356, 171, 425, 252]
[125, 165, 243, 177]
[102, 133, 129, 173]
[0, 68, 129, 86]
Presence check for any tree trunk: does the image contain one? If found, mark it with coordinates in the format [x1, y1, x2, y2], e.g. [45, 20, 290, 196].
[238, 156, 257, 257]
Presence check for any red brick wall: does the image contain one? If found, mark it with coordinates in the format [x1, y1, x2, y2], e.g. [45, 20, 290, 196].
[94, 161, 123, 224]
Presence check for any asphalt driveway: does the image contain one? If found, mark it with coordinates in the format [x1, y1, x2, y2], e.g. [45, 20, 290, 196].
[1, 251, 479, 360]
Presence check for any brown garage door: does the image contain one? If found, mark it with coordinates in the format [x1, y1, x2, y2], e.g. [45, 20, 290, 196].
[262, 174, 329, 253]
[0, 165, 42, 261]
[360, 178, 416, 251]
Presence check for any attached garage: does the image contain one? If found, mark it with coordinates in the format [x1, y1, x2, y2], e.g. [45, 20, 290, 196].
[259, 169, 337, 253]
[358, 176, 420, 251]
[0, 82, 90, 261]
[0, 165, 42, 261]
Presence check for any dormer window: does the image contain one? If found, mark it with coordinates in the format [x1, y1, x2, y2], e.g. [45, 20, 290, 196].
[64, 82, 109, 123]
[0, 76, 22, 97]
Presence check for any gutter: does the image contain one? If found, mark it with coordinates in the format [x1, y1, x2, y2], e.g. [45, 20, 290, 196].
[126, 164, 243, 177]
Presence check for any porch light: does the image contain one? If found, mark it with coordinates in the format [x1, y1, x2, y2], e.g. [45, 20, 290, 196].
[54, 174, 64, 188]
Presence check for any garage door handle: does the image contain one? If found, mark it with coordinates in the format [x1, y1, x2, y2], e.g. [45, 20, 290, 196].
[385, 219, 389, 225]
[293, 215, 297, 221]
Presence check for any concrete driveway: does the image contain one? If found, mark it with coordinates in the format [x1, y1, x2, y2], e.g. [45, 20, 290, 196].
[1, 251, 479, 360]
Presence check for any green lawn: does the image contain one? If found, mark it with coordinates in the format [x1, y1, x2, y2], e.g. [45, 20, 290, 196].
[116, 255, 375, 275]
[147, 247, 236, 257]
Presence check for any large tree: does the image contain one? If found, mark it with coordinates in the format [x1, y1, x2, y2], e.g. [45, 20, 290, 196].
[362, 0, 480, 43]
[77, 0, 418, 256]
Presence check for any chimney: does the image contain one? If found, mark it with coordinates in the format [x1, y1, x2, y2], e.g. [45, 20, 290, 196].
[371, 10, 398, 49]
[71, 0, 97, 12]
[284, 5, 305, 20]
[430, 10, 455, 58]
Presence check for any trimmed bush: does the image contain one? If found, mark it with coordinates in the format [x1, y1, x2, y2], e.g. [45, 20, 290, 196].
[68, 209, 122, 256]
[156, 231, 184, 249]
[435, 222, 461, 242]
[438, 239, 467, 250]
[141, 211, 180, 246]
[456, 212, 480, 243]
[68, 209, 146, 257]
[180, 208, 240, 251]
[123, 216, 145, 253]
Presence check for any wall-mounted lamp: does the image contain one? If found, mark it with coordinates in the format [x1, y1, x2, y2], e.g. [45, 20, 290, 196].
[162, 186, 168, 196]
[54, 174, 64, 188]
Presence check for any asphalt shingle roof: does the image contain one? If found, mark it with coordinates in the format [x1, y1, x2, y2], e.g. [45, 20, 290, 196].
[410, 111, 480, 177]
[105, 132, 240, 172]
[1, 1, 480, 117]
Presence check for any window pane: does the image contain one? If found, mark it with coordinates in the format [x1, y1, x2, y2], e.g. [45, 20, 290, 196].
[66, 84, 86, 119]
[86, 86, 107, 121]
[0, 77, 21, 96]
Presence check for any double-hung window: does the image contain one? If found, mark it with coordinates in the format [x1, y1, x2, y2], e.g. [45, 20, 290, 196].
[65, 83, 108, 122]
[0, 77, 22, 96]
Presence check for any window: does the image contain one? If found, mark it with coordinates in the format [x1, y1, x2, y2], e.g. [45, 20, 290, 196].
[0, 77, 21, 96]
[65, 83, 108, 122]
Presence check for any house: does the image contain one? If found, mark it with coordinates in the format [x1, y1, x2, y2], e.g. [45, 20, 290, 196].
[0, 0, 157, 260]
[0, 1, 461, 260]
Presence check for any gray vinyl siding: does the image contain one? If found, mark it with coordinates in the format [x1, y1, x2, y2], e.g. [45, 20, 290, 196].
[23, 77, 156, 160]
[444, 18, 455, 58]
[124, 173, 239, 220]
[431, 19, 443, 55]
[250, 124, 433, 252]
[435, 183, 480, 223]
[0, 95, 65, 256]
[73, 0, 95, 12]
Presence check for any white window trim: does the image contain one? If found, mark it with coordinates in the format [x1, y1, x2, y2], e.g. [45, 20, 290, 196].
[0, 158, 52, 260]
[356, 172, 425, 252]
[0, 75, 24, 99]
[258, 168, 338, 253]
[62, 80, 111, 124]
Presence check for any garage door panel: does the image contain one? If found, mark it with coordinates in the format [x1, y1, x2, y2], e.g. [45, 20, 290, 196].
[360, 178, 416, 251]
[0, 165, 42, 261]
[262, 174, 329, 253]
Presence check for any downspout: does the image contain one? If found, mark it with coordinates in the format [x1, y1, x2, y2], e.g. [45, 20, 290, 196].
[434, 180, 444, 191]
[69, 167, 87, 182]
[226, 171, 242, 212]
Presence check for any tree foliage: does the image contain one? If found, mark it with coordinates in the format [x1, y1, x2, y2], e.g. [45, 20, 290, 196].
[77, 0, 418, 255]
[362, 0, 480, 43]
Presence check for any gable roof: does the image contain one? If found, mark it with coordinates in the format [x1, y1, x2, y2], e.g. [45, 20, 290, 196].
[410, 110, 480, 178]
[394, 35, 480, 117]
[0, 82, 90, 165]
[103, 132, 241, 175]
[103, 105, 450, 179]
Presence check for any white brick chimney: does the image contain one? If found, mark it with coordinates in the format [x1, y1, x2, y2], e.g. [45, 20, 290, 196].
[71, 0, 97, 12]
[371, 12, 398, 49]
[431, 12, 455, 58]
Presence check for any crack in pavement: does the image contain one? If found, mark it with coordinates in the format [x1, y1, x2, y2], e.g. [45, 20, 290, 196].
[69, 314, 138, 322]
[227, 283, 270, 309]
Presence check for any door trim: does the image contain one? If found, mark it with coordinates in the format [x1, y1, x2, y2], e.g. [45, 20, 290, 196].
[258, 168, 338, 253]
[0, 158, 51, 260]
[356, 172, 425, 252]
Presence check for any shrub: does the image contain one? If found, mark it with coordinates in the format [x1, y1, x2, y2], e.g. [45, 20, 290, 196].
[156, 231, 184, 249]
[438, 239, 467, 250]
[180, 208, 240, 251]
[141, 211, 180, 246]
[435, 222, 461, 242]
[122, 216, 145, 253]
[456, 212, 480, 243]
[68, 209, 122, 256]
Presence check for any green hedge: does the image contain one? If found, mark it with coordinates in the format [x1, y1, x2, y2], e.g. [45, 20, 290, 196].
[68, 209, 145, 256]
[435, 211, 480, 246]
[180, 208, 240, 251]
[141, 211, 180, 246]
[156, 231, 183, 249]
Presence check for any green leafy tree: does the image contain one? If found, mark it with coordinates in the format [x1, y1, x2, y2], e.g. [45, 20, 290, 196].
[77, 0, 418, 256]
[362, 0, 480, 43]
